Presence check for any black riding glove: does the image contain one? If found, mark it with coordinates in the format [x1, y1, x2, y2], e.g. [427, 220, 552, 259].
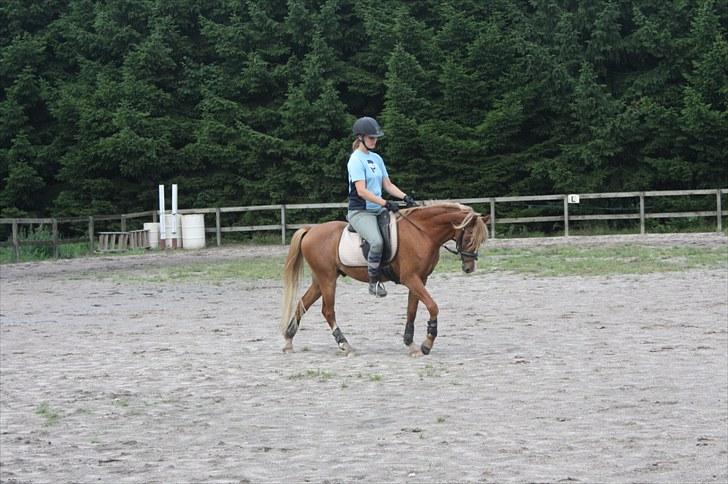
[403, 194, 416, 207]
[384, 200, 400, 212]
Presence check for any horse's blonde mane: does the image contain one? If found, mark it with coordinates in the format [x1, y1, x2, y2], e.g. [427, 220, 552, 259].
[402, 201, 468, 213]
[402, 201, 488, 249]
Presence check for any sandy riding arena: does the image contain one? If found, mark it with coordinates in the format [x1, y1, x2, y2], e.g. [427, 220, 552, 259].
[1, 233, 726, 483]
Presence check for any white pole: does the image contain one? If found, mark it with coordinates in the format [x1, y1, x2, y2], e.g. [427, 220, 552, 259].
[171, 184, 178, 248]
[158, 184, 166, 248]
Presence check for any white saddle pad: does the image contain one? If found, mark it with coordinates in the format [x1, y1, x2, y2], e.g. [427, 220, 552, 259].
[338, 216, 399, 267]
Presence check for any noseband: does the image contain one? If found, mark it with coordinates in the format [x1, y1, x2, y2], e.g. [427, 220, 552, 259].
[443, 228, 479, 261]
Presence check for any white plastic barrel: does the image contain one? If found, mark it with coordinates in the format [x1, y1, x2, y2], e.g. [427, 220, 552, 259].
[162, 214, 183, 248]
[144, 222, 160, 249]
[181, 214, 205, 249]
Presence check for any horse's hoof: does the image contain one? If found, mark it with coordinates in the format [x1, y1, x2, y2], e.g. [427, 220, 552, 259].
[407, 344, 423, 358]
[282, 339, 294, 353]
[338, 342, 354, 356]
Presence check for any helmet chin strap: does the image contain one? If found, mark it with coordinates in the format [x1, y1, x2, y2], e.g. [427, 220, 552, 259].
[359, 135, 376, 151]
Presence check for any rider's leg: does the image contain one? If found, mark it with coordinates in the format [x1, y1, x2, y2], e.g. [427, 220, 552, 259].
[365, 228, 386, 296]
[347, 210, 387, 297]
[366, 245, 386, 297]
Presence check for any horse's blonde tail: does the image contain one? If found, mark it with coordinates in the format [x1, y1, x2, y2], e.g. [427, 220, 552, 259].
[280, 227, 310, 335]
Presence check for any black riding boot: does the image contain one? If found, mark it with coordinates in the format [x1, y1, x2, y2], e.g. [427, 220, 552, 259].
[367, 251, 387, 297]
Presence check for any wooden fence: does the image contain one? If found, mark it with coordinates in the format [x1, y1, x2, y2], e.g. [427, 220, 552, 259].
[1, 188, 726, 262]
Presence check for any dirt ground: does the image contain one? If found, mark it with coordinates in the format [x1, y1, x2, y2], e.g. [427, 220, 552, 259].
[1, 233, 726, 483]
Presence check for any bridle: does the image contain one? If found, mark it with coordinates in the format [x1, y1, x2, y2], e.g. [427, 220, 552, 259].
[442, 228, 479, 261]
[396, 208, 479, 262]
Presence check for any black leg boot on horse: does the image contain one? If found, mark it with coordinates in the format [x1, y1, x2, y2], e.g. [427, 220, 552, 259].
[367, 250, 387, 297]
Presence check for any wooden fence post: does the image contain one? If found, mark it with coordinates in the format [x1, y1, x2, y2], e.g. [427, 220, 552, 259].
[639, 192, 645, 234]
[490, 199, 496, 239]
[281, 205, 287, 245]
[717, 189, 723, 233]
[215, 208, 221, 247]
[563, 196, 569, 237]
[88, 216, 95, 252]
[12, 219, 19, 262]
[52, 218, 59, 258]
[121, 214, 127, 233]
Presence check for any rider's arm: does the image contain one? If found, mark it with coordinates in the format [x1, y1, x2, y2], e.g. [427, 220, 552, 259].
[383, 177, 407, 200]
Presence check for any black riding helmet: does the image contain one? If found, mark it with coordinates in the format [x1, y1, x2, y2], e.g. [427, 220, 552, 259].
[352, 116, 384, 138]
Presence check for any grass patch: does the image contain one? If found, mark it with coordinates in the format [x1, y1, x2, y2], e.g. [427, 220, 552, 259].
[435, 244, 727, 277]
[418, 364, 443, 379]
[288, 369, 335, 381]
[36, 402, 59, 426]
[87, 241, 726, 283]
[0, 241, 93, 263]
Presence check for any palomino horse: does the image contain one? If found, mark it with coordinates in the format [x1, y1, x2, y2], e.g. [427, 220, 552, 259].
[280, 202, 489, 356]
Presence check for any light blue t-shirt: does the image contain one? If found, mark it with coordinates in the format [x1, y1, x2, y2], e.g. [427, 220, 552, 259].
[347, 150, 389, 212]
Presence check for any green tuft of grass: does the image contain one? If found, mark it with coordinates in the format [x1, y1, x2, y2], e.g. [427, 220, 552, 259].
[36, 402, 59, 426]
[418, 364, 443, 379]
[288, 369, 335, 381]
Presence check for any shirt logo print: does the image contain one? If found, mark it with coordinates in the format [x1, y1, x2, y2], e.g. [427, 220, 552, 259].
[367, 160, 376, 173]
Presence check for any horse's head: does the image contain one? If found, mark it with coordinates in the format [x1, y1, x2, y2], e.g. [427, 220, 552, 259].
[452, 211, 490, 274]
[401, 202, 490, 273]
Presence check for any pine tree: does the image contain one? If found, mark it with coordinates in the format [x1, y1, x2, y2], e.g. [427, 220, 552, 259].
[278, 30, 349, 202]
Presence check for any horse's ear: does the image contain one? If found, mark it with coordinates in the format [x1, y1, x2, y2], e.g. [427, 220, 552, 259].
[481, 215, 491, 224]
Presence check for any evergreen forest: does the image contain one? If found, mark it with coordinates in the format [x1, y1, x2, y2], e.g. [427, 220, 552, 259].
[1, 0, 727, 217]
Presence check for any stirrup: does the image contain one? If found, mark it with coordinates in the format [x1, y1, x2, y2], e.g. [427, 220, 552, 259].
[369, 281, 387, 297]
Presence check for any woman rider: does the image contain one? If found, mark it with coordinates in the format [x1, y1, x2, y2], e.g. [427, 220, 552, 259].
[347, 116, 415, 297]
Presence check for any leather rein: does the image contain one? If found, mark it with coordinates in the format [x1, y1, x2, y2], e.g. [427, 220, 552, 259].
[395, 207, 479, 261]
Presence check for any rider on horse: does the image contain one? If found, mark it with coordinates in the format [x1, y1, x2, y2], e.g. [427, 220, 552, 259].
[346, 116, 416, 297]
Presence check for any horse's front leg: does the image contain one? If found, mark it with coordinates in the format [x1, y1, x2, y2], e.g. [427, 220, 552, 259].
[402, 277, 438, 356]
[403, 289, 419, 347]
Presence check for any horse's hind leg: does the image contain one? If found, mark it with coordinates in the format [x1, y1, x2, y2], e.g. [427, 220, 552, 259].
[319, 278, 354, 355]
[283, 282, 322, 353]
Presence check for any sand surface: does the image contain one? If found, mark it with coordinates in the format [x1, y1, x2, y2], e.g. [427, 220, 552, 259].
[1, 233, 727, 483]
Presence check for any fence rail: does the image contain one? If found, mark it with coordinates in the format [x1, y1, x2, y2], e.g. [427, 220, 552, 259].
[2, 188, 726, 262]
